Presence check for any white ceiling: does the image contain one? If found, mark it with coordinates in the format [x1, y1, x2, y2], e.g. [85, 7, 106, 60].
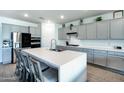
[0, 10, 113, 24]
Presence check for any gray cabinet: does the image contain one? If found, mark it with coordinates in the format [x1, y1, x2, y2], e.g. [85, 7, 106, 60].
[71, 26, 78, 32]
[86, 23, 97, 40]
[110, 18, 124, 39]
[58, 28, 69, 40]
[107, 51, 124, 71]
[94, 50, 107, 66]
[0, 48, 2, 64]
[11, 25, 20, 32]
[2, 24, 12, 40]
[107, 55, 124, 71]
[0, 24, 2, 64]
[19, 26, 28, 33]
[78, 25, 86, 39]
[2, 48, 12, 64]
[96, 21, 109, 40]
[2, 24, 29, 40]
[30, 27, 40, 37]
[58, 28, 64, 40]
[82, 48, 94, 63]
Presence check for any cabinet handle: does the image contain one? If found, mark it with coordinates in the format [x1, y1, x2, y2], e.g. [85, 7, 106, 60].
[108, 55, 124, 59]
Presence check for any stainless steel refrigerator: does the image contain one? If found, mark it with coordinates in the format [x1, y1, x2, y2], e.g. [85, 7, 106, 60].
[11, 32, 31, 63]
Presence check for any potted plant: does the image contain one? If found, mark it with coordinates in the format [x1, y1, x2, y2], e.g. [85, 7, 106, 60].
[95, 16, 102, 21]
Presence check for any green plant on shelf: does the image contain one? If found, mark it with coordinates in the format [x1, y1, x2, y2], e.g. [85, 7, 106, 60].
[96, 17, 102, 21]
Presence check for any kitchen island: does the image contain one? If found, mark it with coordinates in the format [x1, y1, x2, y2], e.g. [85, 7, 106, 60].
[23, 48, 87, 82]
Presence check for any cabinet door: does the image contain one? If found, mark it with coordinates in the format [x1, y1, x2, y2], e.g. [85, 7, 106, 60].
[110, 18, 124, 39]
[30, 27, 40, 37]
[87, 53, 94, 63]
[11, 25, 20, 32]
[2, 48, 12, 64]
[78, 25, 86, 40]
[0, 24, 2, 47]
[19, 26, 28, 33]
[58, 28, 69, 40]
[58, 28, 64, 40]
[35, 28, 41, 37]
[30, 27, 35, 36]
[107, 55, 124, 71]
[86, 23, 97, 40]
[94, 53, 107, 66]
[97, 21, 109, 40]
[82, 49, 94, 63]
[71, 26, 77, 32]
[2, 24, 12, 40]
[0, 48, 2, 63]
[63, 27, 69, 40]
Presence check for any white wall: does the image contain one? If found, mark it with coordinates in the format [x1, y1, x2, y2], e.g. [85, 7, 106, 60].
[41, 21, 56, 48]
[57, 12, 124, 48]
[0, 16, 38, 27]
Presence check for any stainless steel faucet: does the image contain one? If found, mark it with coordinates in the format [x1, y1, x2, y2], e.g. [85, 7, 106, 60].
[50, 39, 56, 50]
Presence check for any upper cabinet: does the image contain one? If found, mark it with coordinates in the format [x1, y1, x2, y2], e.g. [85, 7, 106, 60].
[2, 24, 29, 40]
[77, 25, 86, 40]
[19, 26, 28, 33]
[110, 18, 124, 40]
[2, 24, 12, 40]
[30, 27, 41, 37]
[58, 18, 124, 40]
[58, 27, 69, 40]
[86, 23, 97, 40]
[96, 21, 109, 40]
[70, 26, 78, 32]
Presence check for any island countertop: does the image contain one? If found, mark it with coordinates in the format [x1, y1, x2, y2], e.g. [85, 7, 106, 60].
[23, 48, 87, 82]
[23, 48, 86, 69]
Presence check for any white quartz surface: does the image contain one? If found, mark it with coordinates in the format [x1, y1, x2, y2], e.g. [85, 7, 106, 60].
[58, 45, 124, 52]
[23, 48, 86, 68]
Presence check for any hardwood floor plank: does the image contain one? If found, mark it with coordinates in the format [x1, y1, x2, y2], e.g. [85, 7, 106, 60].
[0, 64, 123, 82]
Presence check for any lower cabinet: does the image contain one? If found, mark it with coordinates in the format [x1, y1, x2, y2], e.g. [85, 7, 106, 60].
[2, 48, 12, 64]
[94, 53, 107, 66]
[0, 48, 2, 64]
[56, 45, 124, 72]
[82, 49, 94, 63]
[93, 50, 107, 66]
[107, 55, 124, 71]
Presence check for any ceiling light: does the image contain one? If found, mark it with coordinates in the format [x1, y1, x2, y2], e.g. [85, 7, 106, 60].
[60, 15, 64, 19]
[24, 13, 29, 17]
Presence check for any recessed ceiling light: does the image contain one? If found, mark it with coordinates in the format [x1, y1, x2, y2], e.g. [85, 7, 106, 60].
[24, 13, 29, 17]
[60, 15, 64, 19]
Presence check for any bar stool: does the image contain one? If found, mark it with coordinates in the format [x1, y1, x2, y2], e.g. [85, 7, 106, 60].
[30, 56, 58, 82]
[20, 52, 33, 82]
[14, 49, 24, 81]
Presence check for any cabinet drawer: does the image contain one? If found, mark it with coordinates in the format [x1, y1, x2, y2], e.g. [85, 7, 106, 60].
[108, 51, 115, 55]
[108, 51, 124, 56]
[82, 48, 93, 53]
[94, 50, 107, 54]
[94, 54, 107, 66]
[107, 55, 124, 71]
[87, 54, 94, 63]
[115, 52, 124, 57]
[2, 48, 12, 64]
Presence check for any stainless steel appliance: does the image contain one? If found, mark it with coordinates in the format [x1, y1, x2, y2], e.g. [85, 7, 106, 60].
[11, 32, 31, 63]
[3, 40, 10, 48]
[31, 37, 41, 48]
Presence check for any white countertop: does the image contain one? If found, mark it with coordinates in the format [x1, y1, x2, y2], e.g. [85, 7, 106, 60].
[23, 48, 86, 68]
[57, 45, 124, 52]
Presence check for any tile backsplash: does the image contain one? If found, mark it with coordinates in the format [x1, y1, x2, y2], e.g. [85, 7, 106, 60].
[57, 36, 124, 48]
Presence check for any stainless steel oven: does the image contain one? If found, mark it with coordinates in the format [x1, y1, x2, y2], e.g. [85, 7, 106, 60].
[31, 37, 41, 48]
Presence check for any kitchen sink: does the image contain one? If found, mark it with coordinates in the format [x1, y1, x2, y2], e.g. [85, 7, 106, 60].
[49, 49, 64, 52]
